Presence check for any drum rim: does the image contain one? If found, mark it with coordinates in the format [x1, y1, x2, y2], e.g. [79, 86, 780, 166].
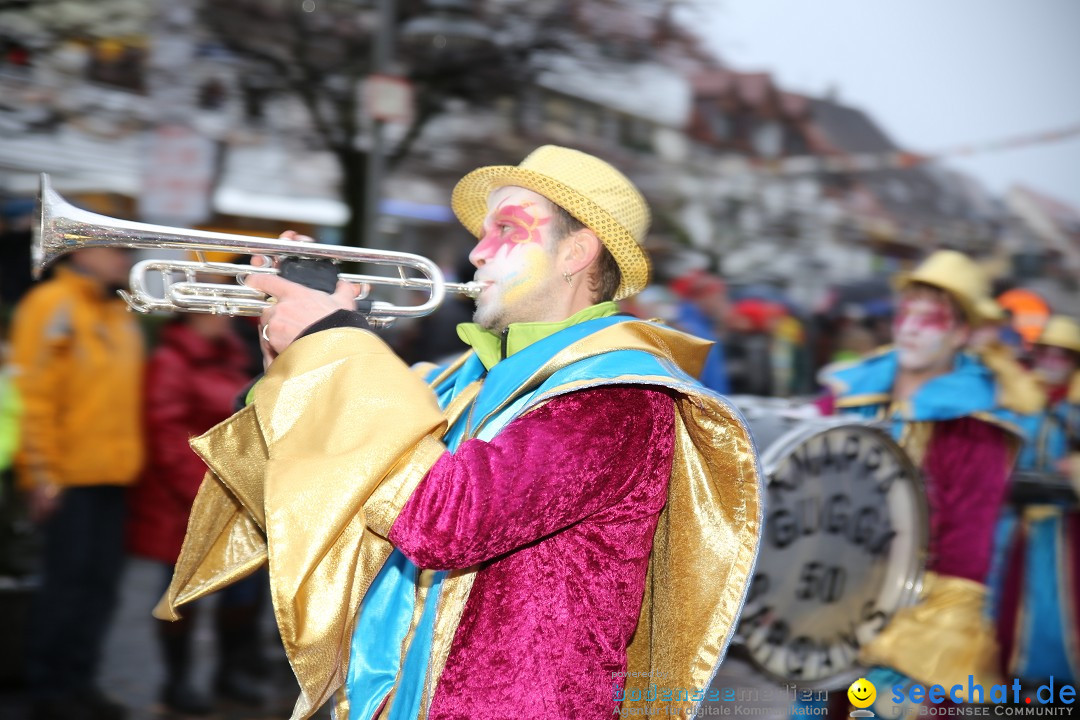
[740, 415, 930, 689]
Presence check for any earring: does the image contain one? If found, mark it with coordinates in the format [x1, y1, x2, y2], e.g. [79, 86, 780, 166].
[563, 271, 573, 287]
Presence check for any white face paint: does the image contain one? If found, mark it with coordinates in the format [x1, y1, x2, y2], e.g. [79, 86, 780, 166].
[1034, 346, 1077, 387]
[467, 187, 563, 333]
[893, 295, 962, 372]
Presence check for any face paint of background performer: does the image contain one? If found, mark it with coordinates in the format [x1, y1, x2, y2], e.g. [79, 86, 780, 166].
[1033, 345, 1078, 388]
[893, 286, 968, 373]
[469, 187, 564, 332]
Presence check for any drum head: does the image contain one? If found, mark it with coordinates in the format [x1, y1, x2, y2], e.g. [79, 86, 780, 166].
[732, 400, 928, 688]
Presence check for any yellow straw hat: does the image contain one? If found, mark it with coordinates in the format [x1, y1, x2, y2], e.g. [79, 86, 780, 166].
[894, 250, 989, 325]
[451, 145, 652, 300]
[1037, 315, 1080, 354]
[976, 296, 1006, 325]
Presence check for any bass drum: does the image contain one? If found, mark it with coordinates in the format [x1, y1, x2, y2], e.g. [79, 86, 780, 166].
[727, 396, 929, 690]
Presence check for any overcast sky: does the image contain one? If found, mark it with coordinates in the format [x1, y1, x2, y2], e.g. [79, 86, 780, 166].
[692, 0, 1080, 209]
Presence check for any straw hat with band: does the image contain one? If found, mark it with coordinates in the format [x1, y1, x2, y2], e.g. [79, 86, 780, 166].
[894, 250, 989, 326]
[451, 145, 651, 300]
[1037, 316, 1080, 355]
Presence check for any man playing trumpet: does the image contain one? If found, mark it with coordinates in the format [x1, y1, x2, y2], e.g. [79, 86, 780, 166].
[156, 146, 763, 720]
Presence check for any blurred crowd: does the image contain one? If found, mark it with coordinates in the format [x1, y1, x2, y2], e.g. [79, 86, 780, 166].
[0, 226, 1078, 719]
[0, 241, 281, 719]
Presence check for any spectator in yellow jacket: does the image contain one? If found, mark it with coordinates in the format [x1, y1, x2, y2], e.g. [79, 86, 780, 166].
[9, 247, 144, 720]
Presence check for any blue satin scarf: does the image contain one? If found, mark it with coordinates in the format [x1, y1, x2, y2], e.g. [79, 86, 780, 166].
[824, 349, 1015, 441]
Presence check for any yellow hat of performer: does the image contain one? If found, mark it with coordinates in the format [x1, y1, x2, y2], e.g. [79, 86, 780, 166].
[451, 145, 651, 300]
[894, 250, 989, 325]
[1036, 316, 1080, 354]
[976, 297, 1006, 325]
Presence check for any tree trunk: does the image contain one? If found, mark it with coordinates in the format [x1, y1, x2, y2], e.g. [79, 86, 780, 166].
[339, 147, 368, 249]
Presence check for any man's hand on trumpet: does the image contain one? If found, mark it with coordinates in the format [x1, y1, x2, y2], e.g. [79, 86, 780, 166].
[247, 231, 363, 365]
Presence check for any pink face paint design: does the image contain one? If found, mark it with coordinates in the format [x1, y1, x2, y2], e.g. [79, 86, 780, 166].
[469, 190, 560, 332]
[893, 296, 959, 371]
[473, 200, 551, 261]
[1034, 346, 1076, 387]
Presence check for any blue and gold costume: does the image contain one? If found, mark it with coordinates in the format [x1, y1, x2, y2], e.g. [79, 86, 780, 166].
[991, 316, 1080, 686]
[821, 347, 1020, 712]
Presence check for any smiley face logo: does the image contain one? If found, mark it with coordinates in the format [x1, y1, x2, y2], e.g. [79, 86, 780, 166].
[848, 677, 877, 708]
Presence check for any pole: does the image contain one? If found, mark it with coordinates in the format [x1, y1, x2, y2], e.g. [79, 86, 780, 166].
[363, 0, 395, 249]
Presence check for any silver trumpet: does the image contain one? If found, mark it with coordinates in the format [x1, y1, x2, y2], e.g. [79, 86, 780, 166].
[33, 173, 481, 324]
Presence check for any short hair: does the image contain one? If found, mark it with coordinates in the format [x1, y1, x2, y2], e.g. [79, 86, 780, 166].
[549, 203, 621, 302]
[901, 282, 967, 327]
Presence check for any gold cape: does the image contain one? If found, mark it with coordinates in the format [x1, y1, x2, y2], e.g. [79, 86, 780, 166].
[858, 571, 1003, 696]
[155, 321, 763, 719]
[978, 342, 1046, 416]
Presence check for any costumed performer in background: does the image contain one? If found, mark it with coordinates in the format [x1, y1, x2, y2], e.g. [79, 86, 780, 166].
[992, 314, 1080, 687]
[819, 250, 1021, 716]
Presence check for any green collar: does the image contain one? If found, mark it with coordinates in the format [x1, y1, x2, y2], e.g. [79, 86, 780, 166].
[457, 302, 620, 371]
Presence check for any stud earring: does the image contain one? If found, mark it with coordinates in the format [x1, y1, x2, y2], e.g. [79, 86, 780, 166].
[563, 271, 573, 287]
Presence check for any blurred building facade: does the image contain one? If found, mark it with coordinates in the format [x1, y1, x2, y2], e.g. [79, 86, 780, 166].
[1002, 185, 1080, 314]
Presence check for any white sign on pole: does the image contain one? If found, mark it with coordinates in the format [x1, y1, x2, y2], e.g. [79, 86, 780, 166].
[364, 74, 414, 124]
[140, 124, 216, 224]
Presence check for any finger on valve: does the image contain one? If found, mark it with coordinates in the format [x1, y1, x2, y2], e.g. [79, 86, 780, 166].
[279, 229, 316, 244]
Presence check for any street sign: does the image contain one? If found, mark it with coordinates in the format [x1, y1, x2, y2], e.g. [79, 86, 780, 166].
[364, 74, 414, 124]
[140, 124, 216, 225]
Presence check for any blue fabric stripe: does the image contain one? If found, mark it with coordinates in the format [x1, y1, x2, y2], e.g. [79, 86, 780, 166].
[1016, 513, 1074, 680]
[466, 315, 636, 432]
[345, 551, 419, 720]
[345, 360, 478, 720]
[388, 571, 446, 720]
[381, 373, 483, 720]
[985, 510, 1018, 621]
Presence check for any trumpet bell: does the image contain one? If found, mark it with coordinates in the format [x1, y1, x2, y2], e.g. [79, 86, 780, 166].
[33, 173, 101, 277]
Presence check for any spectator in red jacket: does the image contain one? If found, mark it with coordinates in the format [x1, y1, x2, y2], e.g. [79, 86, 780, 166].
[127, 310, 264, 714]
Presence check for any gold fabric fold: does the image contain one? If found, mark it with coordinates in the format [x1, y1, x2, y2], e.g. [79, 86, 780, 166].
[835, 392, 892, 409]
[980, 344, 1046, 415]
[153, 404, 270, 619]
[365, 436, 449, 539]
[622, 394, 762, 716]
[159, 328, 448, 719]
[897, 420, 934, 468]
[190, 404, 269, 529]
[418, 568, 478, 720]
[858, 571, 1002, 696]
[152, 469, 268, 619]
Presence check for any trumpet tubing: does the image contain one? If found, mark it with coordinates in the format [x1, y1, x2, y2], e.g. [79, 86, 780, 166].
[33, 173, 480, 322]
